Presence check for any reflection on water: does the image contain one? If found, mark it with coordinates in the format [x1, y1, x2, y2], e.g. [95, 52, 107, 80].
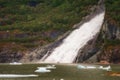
[0, 64, 119, 80]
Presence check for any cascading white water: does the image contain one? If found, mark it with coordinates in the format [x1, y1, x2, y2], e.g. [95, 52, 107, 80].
[42, 12, 105, 63]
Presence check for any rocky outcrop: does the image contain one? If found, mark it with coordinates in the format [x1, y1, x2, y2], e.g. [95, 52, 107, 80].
[0, 43, 24, 63]
[101, 20, 120, 40]
[95, 20, 120, 63]
[97, 46, 120, 64]
[0, 50, 23, 63]
[83, 19, 120, 63]
[73, 0, 120, 63]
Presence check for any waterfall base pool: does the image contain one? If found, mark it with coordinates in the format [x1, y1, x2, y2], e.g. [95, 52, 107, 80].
[0, 64, 119, 80]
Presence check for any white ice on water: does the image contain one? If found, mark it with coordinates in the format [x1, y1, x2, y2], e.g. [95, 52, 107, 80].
[35, 65, 56, 73]
[43, 12, 105, 63]
[0, 74, 38, 78]
[77, 65, 111, 71]
[9, 62, 22, 65]
[35, 67, 51, 73]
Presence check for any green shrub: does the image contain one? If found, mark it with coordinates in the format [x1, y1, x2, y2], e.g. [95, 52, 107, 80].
[0, 0, 99, 48]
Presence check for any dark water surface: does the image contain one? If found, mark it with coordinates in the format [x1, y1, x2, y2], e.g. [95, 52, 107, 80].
[0, 64, 120, 80]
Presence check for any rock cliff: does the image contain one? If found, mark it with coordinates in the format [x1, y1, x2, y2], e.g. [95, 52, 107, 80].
[0, 0, 120, 64]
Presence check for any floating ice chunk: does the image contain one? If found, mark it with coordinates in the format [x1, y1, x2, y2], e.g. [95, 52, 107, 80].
[86, 66, 96, 69]
[77, 65, 96, 69]
[77, 65, 111, 71]
[46, 65, 56, 69]
[9, 62, 22, 65]
[35, 67, 51, 73]
[99, 65, 111, 71]
[0, 74, 38, 78]
[35, 65, 56, 73]
[99, 66, 103, 69]
[37, 65, 56, 69]
[77, 65, 86, 69]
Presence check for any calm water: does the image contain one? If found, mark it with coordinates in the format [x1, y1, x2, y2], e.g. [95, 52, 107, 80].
[0, 64, 120, 80]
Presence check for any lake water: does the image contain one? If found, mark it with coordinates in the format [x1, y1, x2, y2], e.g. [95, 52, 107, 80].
[0, 64, 120, 80]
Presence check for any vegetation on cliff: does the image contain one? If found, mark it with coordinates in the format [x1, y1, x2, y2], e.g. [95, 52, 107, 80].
[0, 0, 98, 51]
[97, 0, 120, 63]
[105, 0, 120, 45]
[105, 0, 120, 27]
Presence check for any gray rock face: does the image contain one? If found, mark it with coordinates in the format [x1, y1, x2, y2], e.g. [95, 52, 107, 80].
[101, 21, 120, 40]
[82, 20, 120, 63]
[0, 50, 23, 63]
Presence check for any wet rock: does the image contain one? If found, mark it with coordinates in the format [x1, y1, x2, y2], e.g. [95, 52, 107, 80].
[0, 50, 23, 63]
[97, 46, 120, 64]
[101, 21, 120, 40]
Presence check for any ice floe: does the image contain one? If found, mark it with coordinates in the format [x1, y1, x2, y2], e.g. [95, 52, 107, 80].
[0, 74, 38, 78]
[77, 64, 111, 71]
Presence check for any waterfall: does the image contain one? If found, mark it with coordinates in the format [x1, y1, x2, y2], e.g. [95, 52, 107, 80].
[41, 12, 105, 63]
